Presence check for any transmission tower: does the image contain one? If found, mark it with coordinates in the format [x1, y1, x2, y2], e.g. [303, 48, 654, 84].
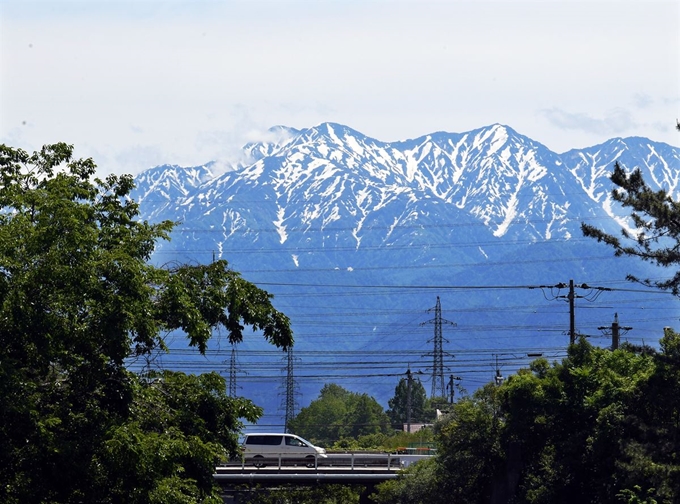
[228, 346, 237, 397]
[282, 347, 300, 433]
[422, 296, 456, 398]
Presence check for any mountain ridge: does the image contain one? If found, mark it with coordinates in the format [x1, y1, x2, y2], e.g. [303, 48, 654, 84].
[131, 123, 680, 425]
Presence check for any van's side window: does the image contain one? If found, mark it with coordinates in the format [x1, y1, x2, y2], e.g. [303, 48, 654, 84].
[285, 437, 306, 447]
[246, 435, 283, 446]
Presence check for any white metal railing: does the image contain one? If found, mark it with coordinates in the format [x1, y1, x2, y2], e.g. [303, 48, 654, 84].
[232, 451, 401, 471]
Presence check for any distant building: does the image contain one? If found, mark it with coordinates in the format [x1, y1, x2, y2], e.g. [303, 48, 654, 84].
[401, 423, 433, 433]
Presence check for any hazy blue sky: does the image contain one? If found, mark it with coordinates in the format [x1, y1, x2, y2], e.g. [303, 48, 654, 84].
[1, 0, 678, 175]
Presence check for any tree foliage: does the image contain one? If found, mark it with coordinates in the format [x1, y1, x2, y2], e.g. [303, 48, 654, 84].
[237, 483, 362, 504]
[496, 339, 665, 503]
[372, 457, 446, 504]
[386, 376, 435, 427]
[0, 143, 293, 503]
[581, 161, 680, 295]
[374, 335, 680, 503]
[287, 383, 390, 447]
[100, 371, 263, 504]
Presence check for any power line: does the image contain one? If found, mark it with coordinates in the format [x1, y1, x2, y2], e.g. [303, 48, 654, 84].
[250, 281, 677, 294]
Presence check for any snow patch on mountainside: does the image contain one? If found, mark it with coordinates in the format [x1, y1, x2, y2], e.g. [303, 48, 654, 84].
[242, 160, 265, 181]
[346, 135, 364, 156]
[487, 125, 509, 156]
[645, 144, 679, 193]
[494, 193, 518, 237]
[326, 124, 342, 145]
[274, 206, 288, 244]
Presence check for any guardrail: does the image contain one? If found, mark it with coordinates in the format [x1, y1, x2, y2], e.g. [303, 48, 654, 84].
[221, 452, 402, 471]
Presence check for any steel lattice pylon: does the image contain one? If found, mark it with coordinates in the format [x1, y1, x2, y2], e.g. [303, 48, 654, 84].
[284, 347, 298, 433]
[431, 296, 444, 397]
[422, 296, 456, 398]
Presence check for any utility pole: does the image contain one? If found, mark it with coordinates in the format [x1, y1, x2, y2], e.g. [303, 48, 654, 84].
[422, 296, 456, 398]
[447, 375, 455, 403]
[598, 313, 632, 350]
[554, 280, 577, 344]
[406, 367, 412, 434]
[550, 280, 611, 345]
[568, 279, 575, 344]
[611, 313, 620, 350]
[494, 354, 504, 386]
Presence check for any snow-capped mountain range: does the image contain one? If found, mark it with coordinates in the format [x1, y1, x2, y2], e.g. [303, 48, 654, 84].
[134, 123, 679, 260]
[132, 122, 680, 421]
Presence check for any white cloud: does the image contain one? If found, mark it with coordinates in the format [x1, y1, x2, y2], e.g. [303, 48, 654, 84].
[633, 93, 654, 109]
[539, 108, 638, 136]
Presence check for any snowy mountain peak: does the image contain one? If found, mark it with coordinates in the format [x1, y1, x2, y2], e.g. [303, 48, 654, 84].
[242, 126, 301, 162]
[133, 123, 679, 256]
[133, 163, 214, 204]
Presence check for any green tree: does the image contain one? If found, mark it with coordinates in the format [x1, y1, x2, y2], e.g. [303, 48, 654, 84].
[288, 383, 389, 446]
[372, 457, 446, 504]
[387, 377, 430, 427]
[373, 340, 671, 504]
[373, 384, 502, 504]
[345, 392, 390, 439]
[615, 328, 680, 501]
[378, 429, 435, 453]
[0, 143, 293, 503]
[287, 383, 349, 446]
[100, 370, 263, 504]
[238, 484, 362, 503]
[437, 384, 503, 504]
[581, 162, 680, 295]
[495, 340, 658, 503]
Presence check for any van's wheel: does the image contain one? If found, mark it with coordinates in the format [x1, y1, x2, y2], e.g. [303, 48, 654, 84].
[252, 455, 265, 468]
[305, 455, 316, 468]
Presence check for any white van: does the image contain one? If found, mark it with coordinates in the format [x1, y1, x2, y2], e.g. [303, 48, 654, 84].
[242, 433, 327, 467]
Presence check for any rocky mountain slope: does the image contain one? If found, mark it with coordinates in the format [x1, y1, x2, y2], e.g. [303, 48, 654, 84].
[131, 123, 680, 426]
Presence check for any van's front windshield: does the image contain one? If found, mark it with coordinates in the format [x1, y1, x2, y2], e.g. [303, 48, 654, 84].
[297, 435, 319, 447]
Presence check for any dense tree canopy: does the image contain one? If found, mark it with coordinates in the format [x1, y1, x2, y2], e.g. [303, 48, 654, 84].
[287, 383, 390, 447]
[386, 376, 444, 431]
[0, 143, 293, 503]
[387, 376, 430, 427]
[376, 336, 680, 503]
